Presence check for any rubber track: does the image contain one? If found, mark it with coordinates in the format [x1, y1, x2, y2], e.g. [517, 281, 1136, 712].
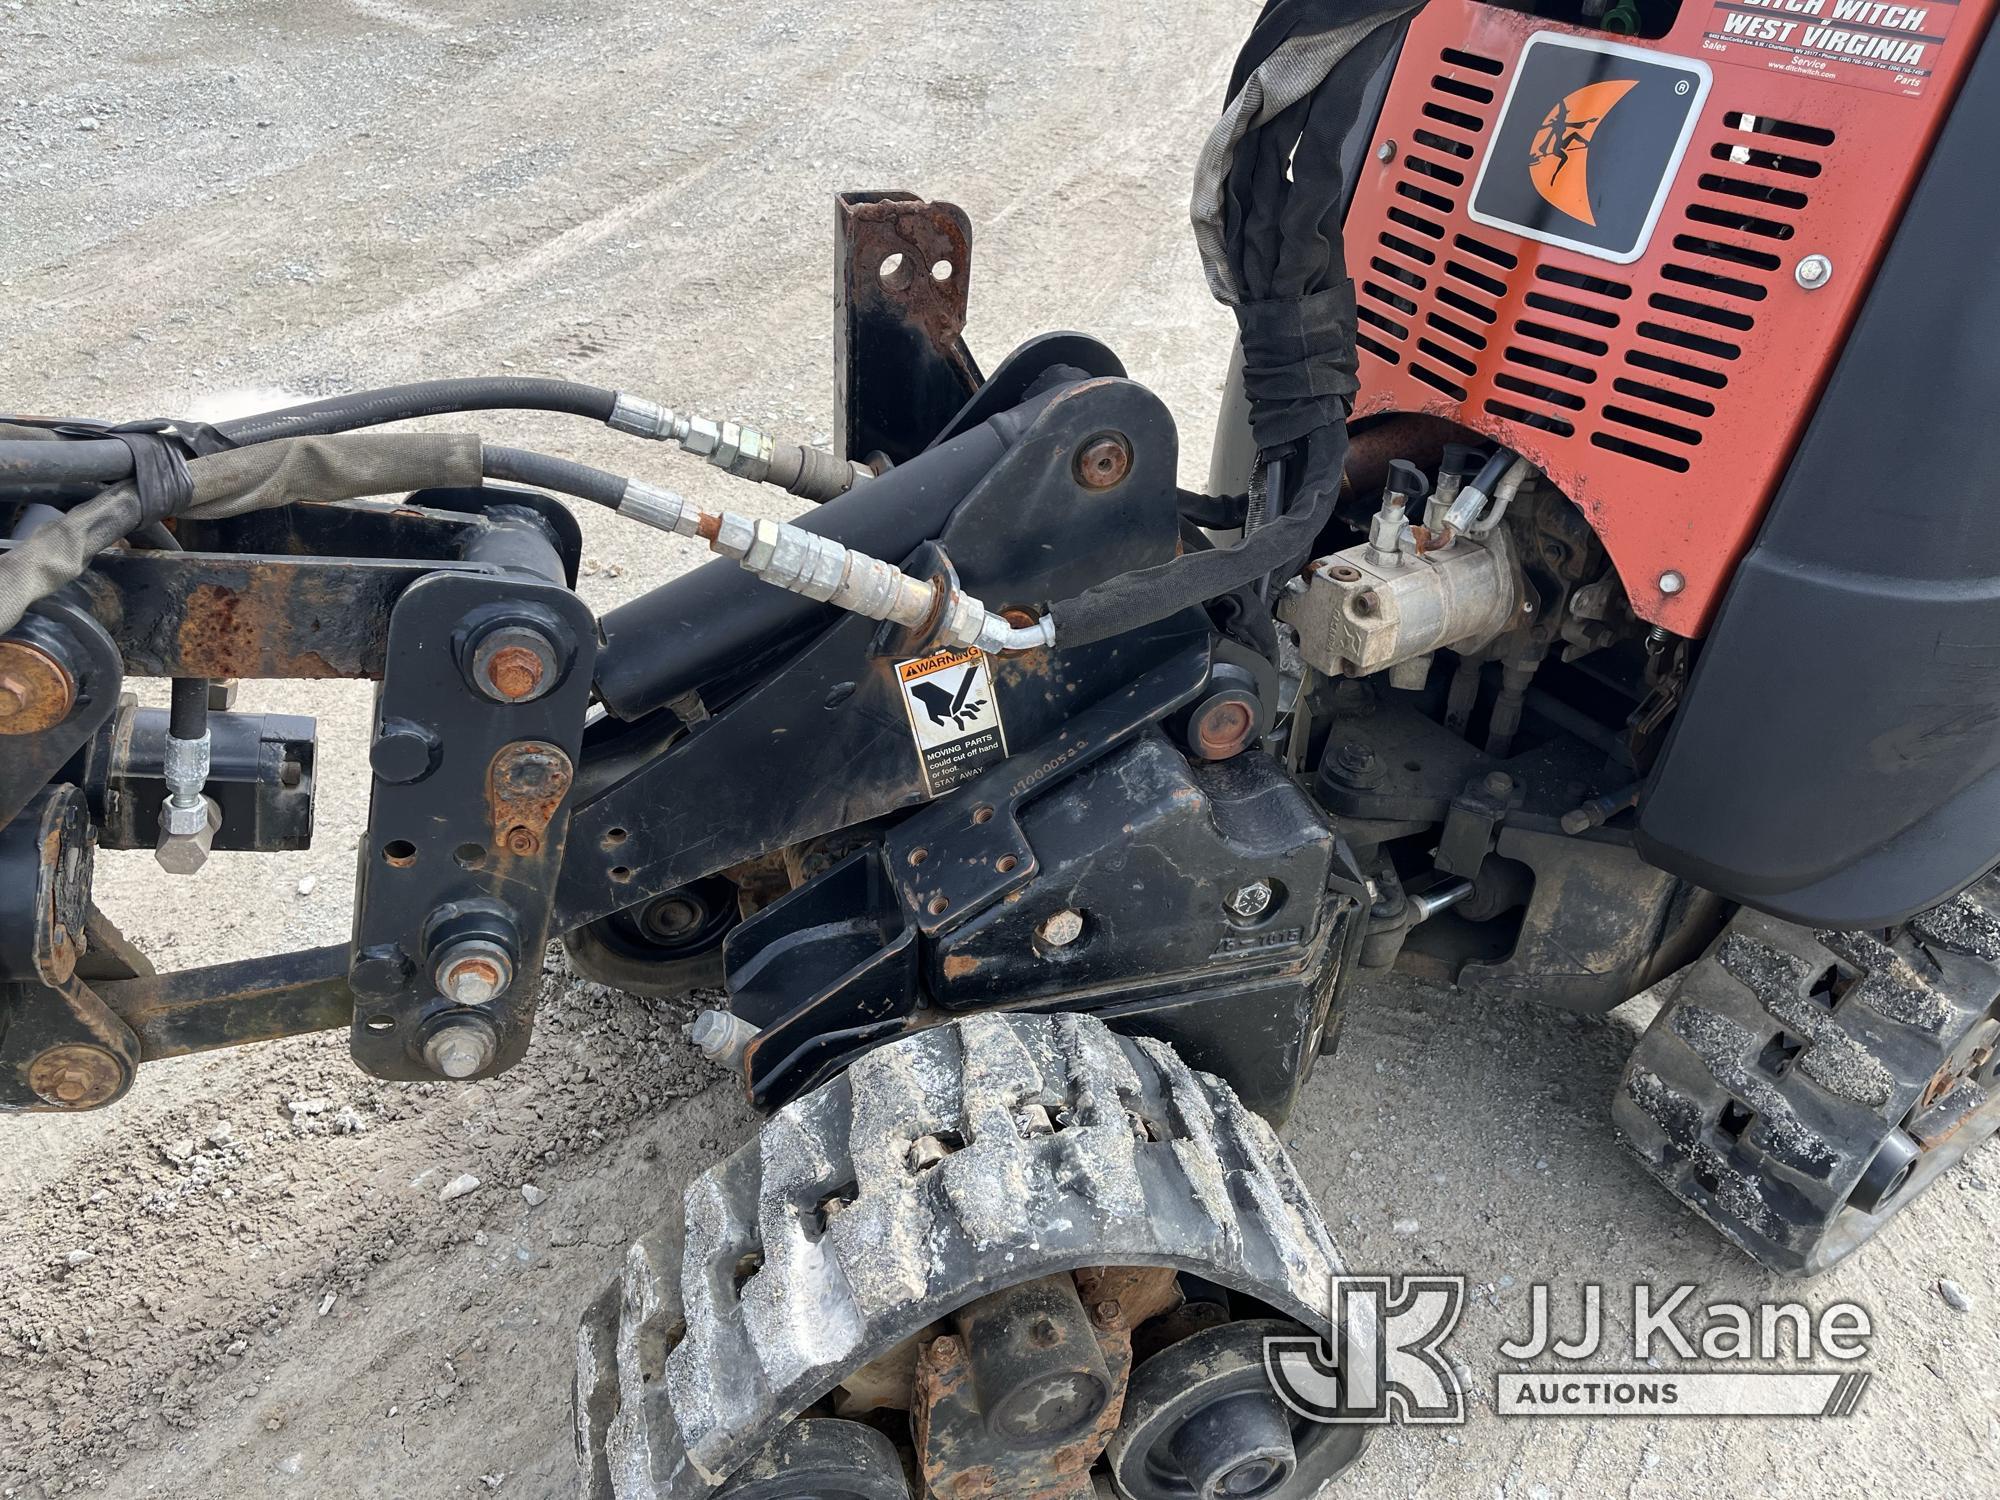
[576, 1012, 1359, 1498]
[1613, 875, 2000, 1276]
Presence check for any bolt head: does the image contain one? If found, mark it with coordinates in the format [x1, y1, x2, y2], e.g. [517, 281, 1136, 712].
[0, 640, 76, 735]
[689, 1009, 736, 1055]
[1227, 880, 1275, 920]
[1376, 139, 1397, 162]
[423, 1018, 498, 1080]
[28, 1043, 125, 1109]
[435, 940, 513, 1005]
[470, 625, 560, 704]
[1037, 909, 1086, 948]
[484, 645, 545, 700]
[1483, 771, 1514, 797]
[1658, 570, 1686, 596]
[1074, 433, 1133, 490]
[1795, 253, 1833, 290]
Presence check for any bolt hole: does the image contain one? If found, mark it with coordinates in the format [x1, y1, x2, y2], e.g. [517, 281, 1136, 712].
[909, 847, 929, 866]
[996, 855, 1018, 874]
[364, 1015, 396, 1033]
[927, 895, 949, 916]
[604, 827, 630, 847]
[1404, 760, 1422, 773]
[453, 842, 487, 869]
[382, 839, 417, 867]
[972, 805, 994, 825]
[879, 252, 913, 289]
[610, 865, 634, 883]
[930, 259, 953, 282]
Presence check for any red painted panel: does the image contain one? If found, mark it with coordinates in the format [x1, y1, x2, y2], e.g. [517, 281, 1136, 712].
[1344, 0, 1995, 632]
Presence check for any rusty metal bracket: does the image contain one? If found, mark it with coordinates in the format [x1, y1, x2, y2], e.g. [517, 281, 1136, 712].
[94, 944, 352, 1061]
[834, 191, 983, 470]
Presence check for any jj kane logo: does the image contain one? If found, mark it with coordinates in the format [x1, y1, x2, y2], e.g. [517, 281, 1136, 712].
[1262, 1276, 1877, 1426]
[1469, 33, 1711, 263]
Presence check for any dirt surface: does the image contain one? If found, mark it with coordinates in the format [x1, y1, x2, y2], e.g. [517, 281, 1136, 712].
[1, 1, 1995, 1497]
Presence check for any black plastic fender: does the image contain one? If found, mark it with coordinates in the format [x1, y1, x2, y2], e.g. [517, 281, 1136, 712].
[1637, 22, 2000, 928]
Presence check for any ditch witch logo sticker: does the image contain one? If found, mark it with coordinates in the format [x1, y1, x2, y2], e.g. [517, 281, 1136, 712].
[1263, 1277, 1875, 1423]
[897, 646, 1008, 796]
[1469, 34, 1712, 264]
[1527, 79, 1637, 225]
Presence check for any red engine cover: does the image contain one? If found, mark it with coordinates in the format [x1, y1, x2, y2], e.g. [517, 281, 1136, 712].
[1344, 0, 1995, 633]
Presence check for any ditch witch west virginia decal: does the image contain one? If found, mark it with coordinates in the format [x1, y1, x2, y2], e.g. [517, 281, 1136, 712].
[1470, 34, 1712, 264]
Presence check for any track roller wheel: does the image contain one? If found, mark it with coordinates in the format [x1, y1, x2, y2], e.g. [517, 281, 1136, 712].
[1614, 875, 2000, 1275]
[575, 1012, 1370, 1498]
[715, 1420, 908, 1499]
[1106, 1320, 1365, 1500]
[563, 876, 739, 997]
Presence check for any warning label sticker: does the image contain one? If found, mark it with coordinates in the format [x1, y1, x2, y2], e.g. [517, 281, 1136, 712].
[897, 646, 1008, 797]
[1704, 0, 1957, 96]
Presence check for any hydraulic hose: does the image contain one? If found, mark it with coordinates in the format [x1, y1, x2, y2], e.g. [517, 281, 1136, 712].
[0, 380, 870, 507]
[0, 433, 1052, 656]
[0, 433, 483, 635]
[479, 447, 1052, 656]
[216, 376, 619, 445]
[0, 379, 621, 489]
[483, 445, 628, 510]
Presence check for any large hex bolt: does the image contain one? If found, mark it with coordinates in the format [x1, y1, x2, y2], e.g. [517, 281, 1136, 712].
[1226, 880, 1274, 921]
[469, 624, 561, 704]
[27, 1043, 127, 1109]
[0, 639, 76, 735]
[433, 937, 515, 1005]
[1037, 909, 1086, 949]
[422, 1015, 499, 1080]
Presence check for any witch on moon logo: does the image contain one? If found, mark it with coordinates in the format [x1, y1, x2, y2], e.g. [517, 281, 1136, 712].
[1526, 79, 1638, 226]
[1468, 33, 1710, 263]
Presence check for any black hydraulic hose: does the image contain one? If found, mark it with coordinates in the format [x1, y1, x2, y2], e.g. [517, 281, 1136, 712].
[217, 376, 619, 445]
[0, 438, 134, 485]
[482, 445, 628, 510]
[0, 378, 623, 489]
[168, 676, 208, 740]
[1468, 447, 1511, 503]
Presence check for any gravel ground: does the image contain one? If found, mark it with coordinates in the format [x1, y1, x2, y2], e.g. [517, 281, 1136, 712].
[1, 2, 1995, 1497]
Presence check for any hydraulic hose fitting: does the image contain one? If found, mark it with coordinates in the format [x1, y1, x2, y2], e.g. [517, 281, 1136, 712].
[617, 479, 1055, 655]
[609, 393, 871, 502]
[155, 717, 222, 875]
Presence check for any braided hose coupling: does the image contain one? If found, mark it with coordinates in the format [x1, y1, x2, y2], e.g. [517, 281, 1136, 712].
[610, 394, 872, 504]
[620, 479, 1054, 655]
